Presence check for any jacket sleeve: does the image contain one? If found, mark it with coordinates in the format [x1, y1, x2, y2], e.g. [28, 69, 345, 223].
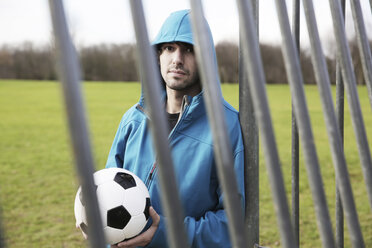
[185, 149, 245, 248]
[147, 149, 245, 248]
[105, 116, 128, 169]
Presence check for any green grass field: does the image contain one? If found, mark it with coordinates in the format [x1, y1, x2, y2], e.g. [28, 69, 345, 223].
[0, 79, 371, 247]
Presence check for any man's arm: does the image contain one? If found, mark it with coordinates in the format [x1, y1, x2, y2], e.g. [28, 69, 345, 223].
[146, 150, 245, 248]
[106, 116, 129, 169]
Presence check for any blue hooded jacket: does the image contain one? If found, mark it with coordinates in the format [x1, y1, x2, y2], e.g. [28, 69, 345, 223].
[106, 9, 245, 248]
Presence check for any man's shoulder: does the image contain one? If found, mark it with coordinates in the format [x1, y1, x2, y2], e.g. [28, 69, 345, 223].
[119, 103, 146, 126]
[222, 99, 240, 121]
[221, 99, 244, 150]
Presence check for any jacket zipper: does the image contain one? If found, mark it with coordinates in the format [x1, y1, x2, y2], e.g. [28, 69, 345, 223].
[168, 98, 190, 140]
[145, 103, 190, 188]
[145, 162, 157, 187]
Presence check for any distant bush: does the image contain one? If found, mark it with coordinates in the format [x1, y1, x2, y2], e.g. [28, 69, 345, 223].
[0, 38, 369, 84]
[79, 44, 138, 81]
[0, 42, 56, 80]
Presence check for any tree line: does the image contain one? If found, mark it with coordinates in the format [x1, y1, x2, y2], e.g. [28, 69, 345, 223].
[0, 39, 369, 84]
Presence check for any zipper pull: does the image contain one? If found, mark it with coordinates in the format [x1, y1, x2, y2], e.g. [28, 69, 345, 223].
[149, 162, 157, 180]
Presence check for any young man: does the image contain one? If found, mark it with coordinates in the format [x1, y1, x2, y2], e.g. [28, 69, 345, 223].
[106, 10, 245, 248]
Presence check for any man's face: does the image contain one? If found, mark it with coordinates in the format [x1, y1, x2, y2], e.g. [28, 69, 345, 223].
[159, 42, 200, 92]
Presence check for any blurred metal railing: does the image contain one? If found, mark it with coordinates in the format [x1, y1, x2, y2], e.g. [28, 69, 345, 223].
[239, 0, 260, 246]
[328, 0, 372, 212]
[0, 205, 5, 248]
[43, 0, 372, 248]
[349, 0, 372, 110]
[302, 0, 364, 246]
[48, 1, 106, 247]
[236, 0, 297, 246]
[275, 0, 336, 246]
[49, 0, 189, 247]
[291, 0, 300, 245]
[189, 1, 248, 247]
[128, 1, 189, 247]
[335, 2, 346, 247]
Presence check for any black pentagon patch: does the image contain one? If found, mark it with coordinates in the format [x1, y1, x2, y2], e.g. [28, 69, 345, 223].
[107, 205, 131, 229]
[144, 198, 151, 220]
[114, 172, 136, 190]
[80, 222, 88, 235]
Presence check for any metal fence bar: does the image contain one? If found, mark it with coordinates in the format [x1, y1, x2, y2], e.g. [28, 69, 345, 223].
[0, 206, 5, 248]
[239, 0, 259, 247]
[349, 0, 372, 110]
[335, 64, 345, 248]
[335, 1, 346, 247]
[128, 1, 189, 248]
[274, 0, 336, 247]
[302, 0, 365, 247]
[189, 1, 248, 247]
[328, 0, 372, 210]
[236, 0, 296, 247]
[48, 1, 106, 247]
[291, 0, 300, 245]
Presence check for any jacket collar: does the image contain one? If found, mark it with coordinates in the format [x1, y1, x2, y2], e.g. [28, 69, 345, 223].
[137, 90, 206, 121]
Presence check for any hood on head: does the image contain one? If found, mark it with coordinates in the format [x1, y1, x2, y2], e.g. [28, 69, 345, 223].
[152, 9, 194, 47]
[151, 8, 218, 80]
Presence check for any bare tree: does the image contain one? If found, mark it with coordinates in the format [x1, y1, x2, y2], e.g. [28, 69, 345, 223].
[1, 37, 367, 84]
[79, 44, 138, 81]
[215, 41, 239, 83]
[0, 45, 15, 78]
[260, 43, 287, 84]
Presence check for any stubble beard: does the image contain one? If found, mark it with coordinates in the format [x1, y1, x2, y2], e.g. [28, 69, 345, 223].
[165, 74, 201, 93]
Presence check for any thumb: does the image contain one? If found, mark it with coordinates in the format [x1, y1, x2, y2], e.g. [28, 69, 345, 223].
[149, 207, 160, 226]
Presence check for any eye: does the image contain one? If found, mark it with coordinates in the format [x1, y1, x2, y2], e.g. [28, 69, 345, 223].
[185, 46, 194, 53]
[163, 45, 175, 52]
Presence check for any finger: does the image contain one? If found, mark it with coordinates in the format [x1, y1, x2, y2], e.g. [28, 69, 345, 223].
[117, 226, 154, 247]
[82, 232, 88, 239]
[117, 236, 147, 248]
[149, 207, 160, 225]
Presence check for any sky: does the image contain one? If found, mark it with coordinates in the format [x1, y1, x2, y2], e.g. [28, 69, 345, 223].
[0, 0, 371, 54]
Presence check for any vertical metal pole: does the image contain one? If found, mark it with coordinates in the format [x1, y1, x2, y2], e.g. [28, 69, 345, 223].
[0, 206, 5, 248]
[48, 1, 106, 247]
[335, 64, 345, 248]
[236, 0, 297, 247]
[328, 0, 372, 210]
[349, 0, 372, 110]
[189, 1, 248, 247]
[291, 0, 300, 245]
[240, 0, 259, 247]
[274, 0, 336, 247]
[128, 1, 189, 248]
[302, 0, 365, 247]
[336, 1, 346, 247]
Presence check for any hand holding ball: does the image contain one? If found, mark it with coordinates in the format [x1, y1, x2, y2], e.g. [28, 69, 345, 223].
[74, 168, 151, 245]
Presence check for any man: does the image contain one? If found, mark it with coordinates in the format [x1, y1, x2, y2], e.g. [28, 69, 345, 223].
[106, 9, 245, 248]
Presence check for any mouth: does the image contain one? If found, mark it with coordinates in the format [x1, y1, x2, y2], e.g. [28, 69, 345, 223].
[169, 69, 187, 76]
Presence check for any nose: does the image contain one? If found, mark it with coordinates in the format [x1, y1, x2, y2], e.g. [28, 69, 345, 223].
[172, 48, 184, 65]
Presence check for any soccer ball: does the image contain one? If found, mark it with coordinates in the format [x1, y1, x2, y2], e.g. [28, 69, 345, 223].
[74, 168, 151, 245]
